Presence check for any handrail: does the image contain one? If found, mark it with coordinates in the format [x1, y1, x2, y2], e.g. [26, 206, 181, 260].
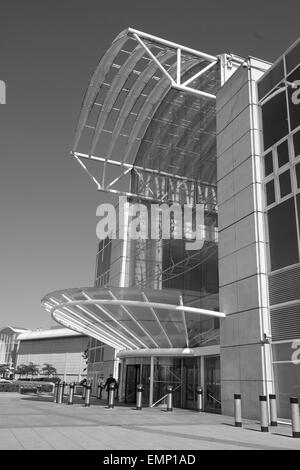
[207, 392, 221, 405]
[151, 384, 181, 408]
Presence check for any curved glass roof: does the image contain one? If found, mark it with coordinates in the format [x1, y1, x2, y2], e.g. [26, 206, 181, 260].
[72, 28, 219, 202]
[42, 287, 224, 351]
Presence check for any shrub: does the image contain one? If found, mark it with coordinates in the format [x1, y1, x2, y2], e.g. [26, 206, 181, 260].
[0, 381, 55, 393]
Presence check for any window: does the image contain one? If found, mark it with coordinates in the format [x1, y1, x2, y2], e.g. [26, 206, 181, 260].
[258, 59, 285, 101]
[261, 92, 288, 150]
[279, 170, 292, 198]
[296, 163, 300, 188]
[287, 66, 300, 131]
[277, 140, 289, 167]
[266, 180, 276, 205]
[264, 151, 273, 176]
[293, 131, 300, 158]
[267, 198, 299, 271]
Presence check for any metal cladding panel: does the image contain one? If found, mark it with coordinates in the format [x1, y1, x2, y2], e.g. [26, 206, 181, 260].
[42, 286, 224, 351]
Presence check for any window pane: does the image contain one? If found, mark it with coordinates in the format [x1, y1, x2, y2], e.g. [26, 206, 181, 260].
[266, 180, 275, 205]
[296, 163, 300, 188]
[293, 131, 300, 158]
[267, 198, 299, 271]
[264, 151, 273, 176]
[277, 140, 289, 167]
[279, 170, 292, 198]
[286, 40, 300, 73]
[287, 66, 300, 131]
[261, 92, 288, 150]
[258, 60, 284, 101]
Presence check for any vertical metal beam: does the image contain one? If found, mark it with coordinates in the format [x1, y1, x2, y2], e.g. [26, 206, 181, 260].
[149, 355, 154, 406]
[133, 33, 176, 85]
[177, 48, 181, 85]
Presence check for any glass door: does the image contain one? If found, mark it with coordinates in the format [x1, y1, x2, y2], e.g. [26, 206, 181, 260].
[183, 357, 199, 409]
[125, 364, 140, 403]
[204, 355, 221, 413]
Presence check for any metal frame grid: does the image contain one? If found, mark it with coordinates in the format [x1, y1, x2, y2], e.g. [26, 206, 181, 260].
[71, 28, 220, 203]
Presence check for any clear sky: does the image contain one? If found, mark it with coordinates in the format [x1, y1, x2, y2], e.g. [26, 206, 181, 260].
[0, 0, 299, 330]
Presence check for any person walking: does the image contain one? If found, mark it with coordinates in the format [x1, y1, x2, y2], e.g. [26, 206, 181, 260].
[104, 373, 118, 402]
[98, 374, 105, 399]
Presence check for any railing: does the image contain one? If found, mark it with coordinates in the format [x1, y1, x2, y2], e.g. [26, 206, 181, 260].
[151, 384, 181, 408]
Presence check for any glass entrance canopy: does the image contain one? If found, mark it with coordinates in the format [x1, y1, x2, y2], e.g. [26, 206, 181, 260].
[42, 287, 225, 351]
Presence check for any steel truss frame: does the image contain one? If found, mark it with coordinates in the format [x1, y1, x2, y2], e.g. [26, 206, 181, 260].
[71, 28, 219, 204]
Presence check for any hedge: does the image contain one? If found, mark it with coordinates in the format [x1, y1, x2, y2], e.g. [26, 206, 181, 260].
[0, 381, 54, 393]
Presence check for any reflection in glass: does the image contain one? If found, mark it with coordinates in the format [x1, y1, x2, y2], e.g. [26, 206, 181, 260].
[279, 170, 292, 198]
[264, 151, 273, 176]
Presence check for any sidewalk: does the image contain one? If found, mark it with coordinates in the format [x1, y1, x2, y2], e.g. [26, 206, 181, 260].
[0, 392, 299, 450]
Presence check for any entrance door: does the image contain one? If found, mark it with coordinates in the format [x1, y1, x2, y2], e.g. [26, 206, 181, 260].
[183, 358, 198, 409]
[204, 356, 221, 413]
[125, 365, 140, 403]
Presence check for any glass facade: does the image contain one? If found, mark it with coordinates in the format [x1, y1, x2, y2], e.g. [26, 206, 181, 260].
[95, 238, 111, 287]
[259, 37, 300, 418]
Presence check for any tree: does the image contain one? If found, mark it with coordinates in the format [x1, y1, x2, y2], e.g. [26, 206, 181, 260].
[16, 364, 29, 378]
[41, 363, 57, 376]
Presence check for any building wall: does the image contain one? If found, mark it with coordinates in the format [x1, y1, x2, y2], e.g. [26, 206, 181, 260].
[0, 327, 28, 370]
[258, 38, 300, 418]
[17, 335, 89, 381]
[217, 59, 273, 419]
[86, 337, 117, 395]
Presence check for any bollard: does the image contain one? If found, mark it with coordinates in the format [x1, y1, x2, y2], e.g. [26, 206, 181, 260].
[269, 394, 277, 426]
[53, 382, 59, 403]
[68, 382, 75, 405]
[259, 395, 269, 432]
[196, 386, 203, 412]
[166, 385, 173, 412]
[57, 381, 64, 404]
[234, 394, 242, 427]
[290, 397, 300, 438]
[82, 383, 86, 400]
[85, 383, 92, 407]
[97, 383, 102, 400]
[108, 383, 115, 409]
[136, 384, 143, 410]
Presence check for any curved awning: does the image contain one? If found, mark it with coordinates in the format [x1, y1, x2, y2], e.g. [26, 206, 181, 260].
[42, 287, 224, 351]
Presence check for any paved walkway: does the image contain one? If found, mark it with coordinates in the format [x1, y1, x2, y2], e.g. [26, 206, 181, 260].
[0, 393, 299, 450]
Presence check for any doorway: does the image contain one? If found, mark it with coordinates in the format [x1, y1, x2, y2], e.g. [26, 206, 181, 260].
[183, 357, 199, 409]
[125, 364, 140, 403]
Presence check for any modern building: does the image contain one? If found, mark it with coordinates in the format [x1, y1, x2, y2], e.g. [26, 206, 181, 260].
[42, 29, 300, 419]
